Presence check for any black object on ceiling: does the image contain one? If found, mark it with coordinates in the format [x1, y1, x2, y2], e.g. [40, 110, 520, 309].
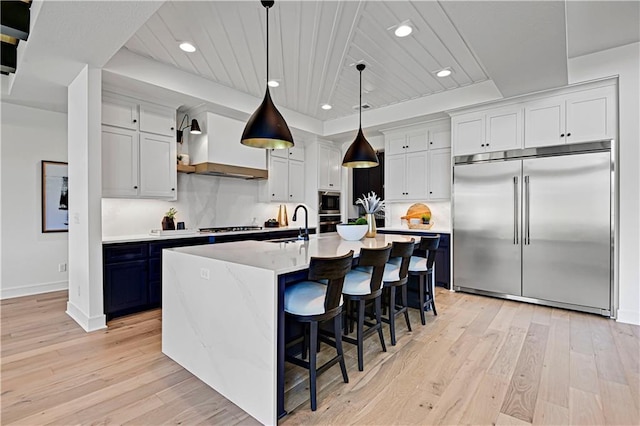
[1, 0, 31, 75]
[241, 0, 294, 150]
[342, 63, 379, 168]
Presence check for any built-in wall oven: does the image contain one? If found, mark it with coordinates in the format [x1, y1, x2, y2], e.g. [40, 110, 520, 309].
[319, 191, 341, 233]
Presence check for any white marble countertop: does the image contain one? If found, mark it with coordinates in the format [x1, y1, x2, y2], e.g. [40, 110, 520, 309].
[102, 226, 311, 244]
[378, 225, 451, 234]
[168, 233, 418, 275]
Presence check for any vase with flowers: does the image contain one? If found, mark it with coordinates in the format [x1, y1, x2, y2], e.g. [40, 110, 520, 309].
[356, 191, 385, 238]
[162, 208, 178, 231]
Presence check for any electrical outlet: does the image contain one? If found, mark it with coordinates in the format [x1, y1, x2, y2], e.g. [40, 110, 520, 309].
[58, 263, 67, 272]
[200, 268, 210, 280]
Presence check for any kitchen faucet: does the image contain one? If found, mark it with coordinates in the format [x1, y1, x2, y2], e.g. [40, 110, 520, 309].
[292, 205, 309, 241]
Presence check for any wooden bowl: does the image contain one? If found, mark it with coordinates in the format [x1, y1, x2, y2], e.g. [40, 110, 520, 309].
[401, 203, 431, 221]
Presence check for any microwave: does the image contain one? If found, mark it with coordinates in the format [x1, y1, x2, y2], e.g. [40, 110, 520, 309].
[319, 191, 340, 214]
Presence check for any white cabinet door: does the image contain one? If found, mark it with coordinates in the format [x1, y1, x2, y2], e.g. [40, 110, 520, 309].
[428, 149, 451, 200]
[406, 129, 428, 153]
[102, 126, 138, 198]
[139, 104, 176, 137]
[327, 147, 341, 189]
[387, 134, 407, 156]
[102, 98, 138, 130]
[524, 97, 565, 148]
[139, 133, 176, 199]
[270, 148, 289, 159]
[486, 107, 522, 152]
[406, 151, 428, 199]
[269, 156, 289, 201]
[565, 86, 616, 144]
[386, 154, 406, 200]
[288, 160, 305, 202]
[429, 125, 451, 150]
[318, 144, 341, 190]
[288, 145, 305, 162]
[453, 113, 485, 156]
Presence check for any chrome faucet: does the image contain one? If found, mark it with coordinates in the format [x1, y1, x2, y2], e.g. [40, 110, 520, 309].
[292, 205, 309, 241]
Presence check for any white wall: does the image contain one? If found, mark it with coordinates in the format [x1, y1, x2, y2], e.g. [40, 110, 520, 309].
[568, 42, 640, 325]
[0, 103, 69, 298]
[102, 174, 314, 237]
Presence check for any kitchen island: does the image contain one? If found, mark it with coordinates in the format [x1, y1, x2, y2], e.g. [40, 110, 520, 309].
[162, 233, 416, 425]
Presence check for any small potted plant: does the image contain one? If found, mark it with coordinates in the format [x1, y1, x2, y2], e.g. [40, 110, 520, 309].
[336, 217, 368, 241]
[421, 213, 431, 224]
[356, 191, 385, 237]
[162, 208, 178, 230]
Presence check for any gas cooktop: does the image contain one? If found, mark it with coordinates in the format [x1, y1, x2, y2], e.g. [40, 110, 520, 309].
[199, 226, 263, 233]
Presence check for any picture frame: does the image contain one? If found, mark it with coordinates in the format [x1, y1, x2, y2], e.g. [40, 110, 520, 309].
[41, 160, 69, 233]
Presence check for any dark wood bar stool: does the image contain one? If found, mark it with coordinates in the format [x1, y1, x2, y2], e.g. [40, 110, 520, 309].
[283, 250, 354, 411]
[409, 235, 440, 325]
[381, 239, 415, 346]
[341, 244, 392, 371]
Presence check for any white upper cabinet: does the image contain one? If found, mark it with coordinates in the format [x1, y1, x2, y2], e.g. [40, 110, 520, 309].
[268, 156, 289, 201]
[383, 119, 451, 202]
[102, 93, 177, 200]
[524, 82, 616, 148]
[288, 145, 306, 162]
[102, 97, 138, 130]
[270, 148, 289, 159]
[139, 104, 176, 137]
[288, 159, 305, 201]
[102, 126, 138, 198]
[318, 143, 341, 191]
[139, 133, 176, 199]
[265, 145, 305, 203]
[453, 106, 521, 156]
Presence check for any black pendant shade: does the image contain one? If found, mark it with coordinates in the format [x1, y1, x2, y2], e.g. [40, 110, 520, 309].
[241, 0, 294, 149]
[342, 63, 378, 168]
[241, 88, 293, 149]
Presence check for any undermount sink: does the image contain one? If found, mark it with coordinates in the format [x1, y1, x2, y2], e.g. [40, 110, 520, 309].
[265, 237, 304, 243]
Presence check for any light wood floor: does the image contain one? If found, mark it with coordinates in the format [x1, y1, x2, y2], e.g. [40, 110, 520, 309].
[2, 290, 638, 425]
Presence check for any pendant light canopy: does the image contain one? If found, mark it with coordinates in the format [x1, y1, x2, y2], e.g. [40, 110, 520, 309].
[241, 0, 294, 149]
[342, 64, 378, 168]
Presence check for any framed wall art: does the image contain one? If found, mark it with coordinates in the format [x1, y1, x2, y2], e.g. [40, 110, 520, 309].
[41, 160, 69, 233]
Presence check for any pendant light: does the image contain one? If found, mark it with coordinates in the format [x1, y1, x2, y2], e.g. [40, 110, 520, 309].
[241, 0, 294, 149]
[342, 64, 378, 168]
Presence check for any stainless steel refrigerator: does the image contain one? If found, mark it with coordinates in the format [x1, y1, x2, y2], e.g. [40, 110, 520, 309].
[453, 140, 614, 316]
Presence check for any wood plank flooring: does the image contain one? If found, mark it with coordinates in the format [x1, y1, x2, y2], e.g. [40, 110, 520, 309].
[2, 289, 638, 425]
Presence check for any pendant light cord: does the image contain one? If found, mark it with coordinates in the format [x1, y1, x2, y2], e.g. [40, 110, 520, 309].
[266, 5, 269, 85]
[359, 67, 362, 128]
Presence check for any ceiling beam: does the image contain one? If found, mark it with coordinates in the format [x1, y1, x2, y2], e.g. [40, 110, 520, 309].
[1, 0, 31, 41]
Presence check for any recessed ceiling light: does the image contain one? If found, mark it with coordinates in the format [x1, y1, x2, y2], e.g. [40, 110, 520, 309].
[436, 68, 452, 78]
[394, 23, 413, 38]
[321, 104, 332, 110]
[267, 80, 280, 88]
[179, 42, 196, 53]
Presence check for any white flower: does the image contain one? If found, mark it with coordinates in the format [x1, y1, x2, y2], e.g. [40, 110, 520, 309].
[356, 191, 385, 214]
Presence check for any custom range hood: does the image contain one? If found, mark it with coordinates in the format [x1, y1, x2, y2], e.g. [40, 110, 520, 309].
[186, 111, 269, 180]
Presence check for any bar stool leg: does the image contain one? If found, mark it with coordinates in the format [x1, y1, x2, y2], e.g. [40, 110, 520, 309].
[309, 321, 318, 411]
[402, 285, 412, 332]
[357, 300, 365, 371]
[334, 314, 349, 383]
[389, 286, 397, 346]
[302, 323, 309, 360]
[430, 271, 438, 316]
[418, 274, 426, 325]
[375, 296, 386, 352]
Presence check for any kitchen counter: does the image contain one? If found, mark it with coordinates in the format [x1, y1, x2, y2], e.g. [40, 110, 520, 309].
[162, 233, 417, 425]
[378, 224, 451, 234]
[103, 226, 312, 244]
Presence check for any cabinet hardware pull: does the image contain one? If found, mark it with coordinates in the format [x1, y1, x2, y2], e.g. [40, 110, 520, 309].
[134, 186, 138, 189]
[430, 141, 433, 145]
[481, 144, 485, 147]
[171, 127, 174, 130]
[560, 133, 565, 137]
[133, 119, 137, 123]
[486, 143, 490, 146]
[171, 188, 175, 191]
[567, 132, 571, 137]
[272, 193, 275, 196]
[430, 191, 433, 194]
[513, 176, 519, 245]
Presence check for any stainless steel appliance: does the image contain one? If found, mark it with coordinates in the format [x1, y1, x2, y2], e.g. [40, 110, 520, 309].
[453, 140, 615, 316]
[319, 191, 340, 214]
[318, 214, 341, 233]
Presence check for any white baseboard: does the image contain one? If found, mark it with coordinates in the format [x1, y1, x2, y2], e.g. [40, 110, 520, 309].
[616, 309, 640, 325]
[1, 280, 68, 300]
[66, 301, 107, 332]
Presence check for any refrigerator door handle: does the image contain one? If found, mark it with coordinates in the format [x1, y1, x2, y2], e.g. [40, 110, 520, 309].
[524, 175, 530, 245]
[513, 176, 519, 244]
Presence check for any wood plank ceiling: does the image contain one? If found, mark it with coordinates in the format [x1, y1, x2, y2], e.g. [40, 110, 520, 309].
[123, 1, 489, 120]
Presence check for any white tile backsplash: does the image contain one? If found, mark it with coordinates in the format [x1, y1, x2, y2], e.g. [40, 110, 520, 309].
[102, 173, 315, 237]
[385, 201, 451, 229]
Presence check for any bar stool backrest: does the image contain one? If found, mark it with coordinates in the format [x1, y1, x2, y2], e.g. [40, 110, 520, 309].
[390, 239, 415, 281]
[357, 244, 392, 293]
[308, 250, 354, 313]
[418, 235, 440, 269]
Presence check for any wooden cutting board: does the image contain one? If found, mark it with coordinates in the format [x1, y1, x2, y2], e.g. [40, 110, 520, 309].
[400, 203, 431, 220]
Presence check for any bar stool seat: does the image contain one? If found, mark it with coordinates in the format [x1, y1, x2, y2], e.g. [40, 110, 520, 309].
[342, 270, 373, 296]
[355, 265, 400, 283]
[408, 256, 428, 271]
[285, 282, 343, 316]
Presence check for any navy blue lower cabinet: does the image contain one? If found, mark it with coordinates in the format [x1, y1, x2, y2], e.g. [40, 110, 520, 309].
[104, 259, 149, 318]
